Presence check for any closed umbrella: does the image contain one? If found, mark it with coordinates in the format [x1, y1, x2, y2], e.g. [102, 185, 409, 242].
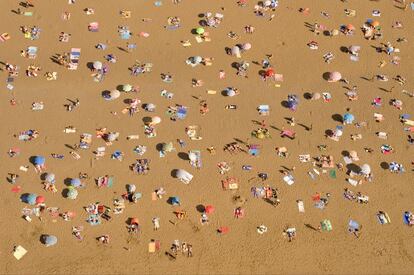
[70, 178, 82, 188]
[205, 205, 215, 214]
[328, 71, 342, 82]
[41, 234, 57, 247]
[93, 61, 103, 70]
[66, 187, 78, 199]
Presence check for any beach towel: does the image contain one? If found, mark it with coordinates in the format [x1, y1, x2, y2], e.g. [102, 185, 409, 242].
[88, 22, 99, 32]
[297, 200, 305, 212]
[283, 175, 294, 185]
[13, 246, 27, 260]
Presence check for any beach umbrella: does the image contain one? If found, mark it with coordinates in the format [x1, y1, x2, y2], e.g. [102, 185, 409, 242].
[265, 68, 275, 78]
[36, 195, 45, 204]
[371, 21, 380, 27]
[21, 193, 37, 205]
[328, 71, 342, 82]
[132, 192, 142, 201]
[93, 61, 102, 70]
[130, 217, 139, 225]
[123, 84, 133, 92]
[231, 46, 241, 56]
[151, 116, 161, 125]
[225, 88, 236, 97]
[33, 156, 45, 165]
[205, 205, 215, 214]
[188, 152, 197, 162]
[348, 45, 360, 53]
[127, 184, 136, 193]
[242, 43, 251, 51]
[311, 92, 321, 100]
[196, 27, 205, 35]
[389, 162, 399, 172]
[107, 132, 119, 142]
[66, 187, 78, 200]
[41, 235, 57, 247]
[170, 196, 180, 206]
[191, 56, 202, 64]
[343, 113, 355, 124]
[108, 90, 120, 100]
[346, 24, 355, 30]
[45, 173, 55, 184]
[176, 169, 192, 182]
[360, 164, 371, 175]
[70, 178, 82, 188]
[162, 142, 174, 152]
[349, 151, 359, 160]
[145, 103, 156, 111]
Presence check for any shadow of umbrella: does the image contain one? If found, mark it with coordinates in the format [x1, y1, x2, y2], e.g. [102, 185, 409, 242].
[156, 143, 164, 152]
[332, 114, 343, 123]
[346, 163, 362, 174]
[142, 117, 152, 124]
[380, 162, 389, 170]
[303, 92, 312, 100]
[170, 169, 178, 178]
[341, 150, 350, 157]
[196, 204, 205, 213]
[322, 72, 331, 81]
[340, 46, 349, 53]
[177, 152, 189, 160]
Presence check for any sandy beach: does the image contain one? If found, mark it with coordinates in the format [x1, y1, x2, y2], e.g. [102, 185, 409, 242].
[1, 0, 414, 274]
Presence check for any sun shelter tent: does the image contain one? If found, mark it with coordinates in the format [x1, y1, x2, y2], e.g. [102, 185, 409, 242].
[176, 169, 193, 184]
[41, 234, 57, 247]
[189, 150, 202, 169]
[69, 48, 81, 70]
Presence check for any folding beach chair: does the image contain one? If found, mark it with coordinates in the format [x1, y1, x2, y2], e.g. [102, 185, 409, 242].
[257, 105, 270, 116]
